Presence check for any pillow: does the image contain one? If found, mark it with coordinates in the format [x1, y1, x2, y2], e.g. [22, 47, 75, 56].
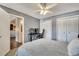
[68, 38, 79, 56]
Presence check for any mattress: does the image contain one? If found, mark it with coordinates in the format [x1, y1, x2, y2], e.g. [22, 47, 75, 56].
[16, 39, 68, 56]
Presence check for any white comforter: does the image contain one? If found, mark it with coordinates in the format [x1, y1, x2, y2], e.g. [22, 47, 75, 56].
[16, 39, 68, 56]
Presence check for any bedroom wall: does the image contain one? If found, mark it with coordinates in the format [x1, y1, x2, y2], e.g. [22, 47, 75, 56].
[40, 17, 56, 40]
[40, 19, 53, 40]
[0, 5, 40, 42]
[40, 10, 79, 40]
[0, 7, 10, 55]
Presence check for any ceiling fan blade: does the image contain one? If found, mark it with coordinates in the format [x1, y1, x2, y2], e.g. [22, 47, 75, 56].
[46, 4, 57, 9]
[33, 10, 41, 12]
[38, 3, 43, 9]
[45, 10, 53, 14]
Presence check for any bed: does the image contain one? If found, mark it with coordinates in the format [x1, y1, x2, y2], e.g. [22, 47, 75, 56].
[16, 39, 68, 56]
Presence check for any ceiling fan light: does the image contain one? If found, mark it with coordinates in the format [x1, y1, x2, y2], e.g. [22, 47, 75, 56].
[43, 10, 48, 15]
[40, 10, 44, 14]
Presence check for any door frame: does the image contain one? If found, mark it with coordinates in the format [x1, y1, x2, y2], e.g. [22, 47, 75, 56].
[10, 13, 24, 44]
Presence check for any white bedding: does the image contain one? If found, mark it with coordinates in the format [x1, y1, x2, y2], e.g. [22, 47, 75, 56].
[16, 39, 68, 56]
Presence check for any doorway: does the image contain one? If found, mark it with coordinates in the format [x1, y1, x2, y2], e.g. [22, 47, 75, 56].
[10, 14, 24, 49]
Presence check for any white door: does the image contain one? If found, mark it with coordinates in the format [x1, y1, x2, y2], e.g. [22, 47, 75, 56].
[56, 19, 67, 42]
[57, 16, 79, 43]
[67, 17, 78, 42]
[0, 8, 10, 55]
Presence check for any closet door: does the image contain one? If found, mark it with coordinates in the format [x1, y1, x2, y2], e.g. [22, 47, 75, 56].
[56, 19, 67, 42]
[57, 16, 79, 42]
[67, 17, 78, 42]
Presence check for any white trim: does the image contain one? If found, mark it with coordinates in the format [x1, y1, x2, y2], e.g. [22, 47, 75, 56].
[9, 13, 23, 19]
[57, 15, 79, 20]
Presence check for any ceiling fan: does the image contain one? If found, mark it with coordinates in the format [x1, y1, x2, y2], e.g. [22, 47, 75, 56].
[37, 3, 57, 15]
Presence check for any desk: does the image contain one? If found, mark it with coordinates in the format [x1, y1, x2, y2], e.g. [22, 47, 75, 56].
[29, 33, 40, 41]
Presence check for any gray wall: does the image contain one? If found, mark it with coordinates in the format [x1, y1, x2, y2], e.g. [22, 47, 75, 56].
[40, 10, 79, 40]
[0, 5, 40, 42]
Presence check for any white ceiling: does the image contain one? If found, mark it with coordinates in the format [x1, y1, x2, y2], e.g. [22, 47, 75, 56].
[0, 3, 79, 19]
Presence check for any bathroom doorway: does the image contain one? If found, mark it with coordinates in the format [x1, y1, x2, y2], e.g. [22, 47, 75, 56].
[10, 14, 24, 49]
